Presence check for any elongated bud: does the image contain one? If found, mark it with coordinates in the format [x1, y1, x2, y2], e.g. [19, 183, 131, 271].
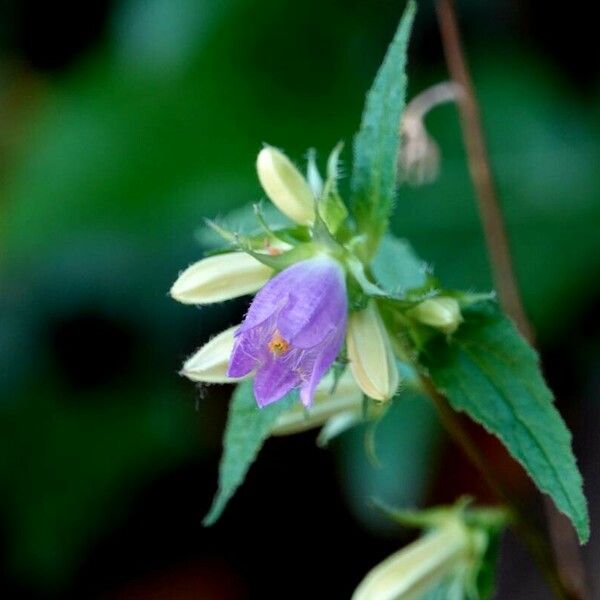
[408, 297, 462, 334]
[256, 145, 316, 225]
[352, 520, 470, 600]
[271, 370, 363, 436]
[181, 325, 241, 383]
[170, 252, 272, 305]
[347, 302, 399, 401]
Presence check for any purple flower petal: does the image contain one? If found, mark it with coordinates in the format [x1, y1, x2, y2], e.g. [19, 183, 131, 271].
[227, 255, 347, 407]
[228, 310, 279, 377]
[253, 353, 302, 407]
[299, 323, 346, 407]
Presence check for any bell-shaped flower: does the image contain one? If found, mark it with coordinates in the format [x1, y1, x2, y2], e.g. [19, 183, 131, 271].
[170, 252, 273, 305]
[256, 145, 316, 225]
[181, 325, 240, 383]
[228, 255, 347, 407]
[347, 301, 400, 401]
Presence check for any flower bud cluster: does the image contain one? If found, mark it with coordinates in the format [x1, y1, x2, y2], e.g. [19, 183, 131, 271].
[171, 144, 464, 421]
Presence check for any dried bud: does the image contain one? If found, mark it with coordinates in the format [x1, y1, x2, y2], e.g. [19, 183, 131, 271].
[170, 252, 272, 305]
[257, 145, 316, 225]
[398, 117, 440, 186]
[408, 297, 462, 334]
[346, 301, 399, 402]
[180, 325, 240, 383]
[398, 81, 462, 186]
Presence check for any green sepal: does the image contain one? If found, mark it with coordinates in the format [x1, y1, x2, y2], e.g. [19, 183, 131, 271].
[242, 242, 320, 271]
[319, 141, 349, 234]
[252, 201, 311, 245]
[363, 398, 392, 468]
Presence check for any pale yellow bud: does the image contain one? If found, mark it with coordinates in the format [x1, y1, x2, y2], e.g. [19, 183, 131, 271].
[170, 252, 272, 305]
[256, 145, 316, 225]
[352, 520, 470, 600]
[180, 325, 240, 383]
[346, 302, 399, 402]
[408, 297, 462, 334]
[271, 370, 363, 436]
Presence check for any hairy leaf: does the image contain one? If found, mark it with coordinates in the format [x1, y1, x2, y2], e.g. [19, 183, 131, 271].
[204, 381, 295, 525]
[351, 1, 416, 258]
[421, 302, 589, 542]
[371, 233, 427, 293]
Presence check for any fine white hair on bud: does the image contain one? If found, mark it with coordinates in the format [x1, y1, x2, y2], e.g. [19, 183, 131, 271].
[398, 81, 462, 186]
[256, 145, 316, 225]
[408, 296, 463, 334]
[346, 301, 400, 402]
[352, 518, 471, 600]
[170, 252, 272, 305]
[181, 325, 240, 383]
[306, 148, 324, 199]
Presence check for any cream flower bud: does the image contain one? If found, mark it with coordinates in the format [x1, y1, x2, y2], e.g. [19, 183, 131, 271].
[408, 297, 462, 334]
[352, 519, 471, 600]
[347, 302, 399, 402]
[256, 145, 316, 225]
[180, 325, 240, 383]
[271, 370, 363, 436]
[170, 252, 272, 305]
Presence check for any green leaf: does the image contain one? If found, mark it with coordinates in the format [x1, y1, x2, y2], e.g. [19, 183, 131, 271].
[420, 302, 589, 543]
[351, 1, 416, 258]
[371, 233, 427, 293]
[203, 380, 295, 525]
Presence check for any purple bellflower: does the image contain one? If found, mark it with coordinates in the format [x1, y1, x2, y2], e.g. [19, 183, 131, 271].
[228, 255, 347, 408]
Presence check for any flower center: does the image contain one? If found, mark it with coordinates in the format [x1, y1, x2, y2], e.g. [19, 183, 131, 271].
[268, 330, 290, 356]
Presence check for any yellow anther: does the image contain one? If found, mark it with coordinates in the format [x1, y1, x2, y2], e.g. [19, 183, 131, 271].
[268, 330, 290, 356]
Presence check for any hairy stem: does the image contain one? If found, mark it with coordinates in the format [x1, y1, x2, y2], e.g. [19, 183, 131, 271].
[434, 1, 588, 598]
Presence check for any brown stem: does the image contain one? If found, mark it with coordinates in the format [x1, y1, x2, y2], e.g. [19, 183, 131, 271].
[434, 1, 588, 598]
[435, 0, 534, 343]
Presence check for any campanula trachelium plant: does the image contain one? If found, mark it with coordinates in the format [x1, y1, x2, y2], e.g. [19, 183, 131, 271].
[170, 2, 589, 597]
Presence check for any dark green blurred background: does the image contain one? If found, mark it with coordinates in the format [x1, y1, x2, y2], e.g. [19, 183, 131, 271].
[1, 1, 598, 598]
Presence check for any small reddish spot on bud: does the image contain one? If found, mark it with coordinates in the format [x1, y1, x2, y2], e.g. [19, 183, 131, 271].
[262, 239, 284, 256]
[268, 330, 290, 356]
